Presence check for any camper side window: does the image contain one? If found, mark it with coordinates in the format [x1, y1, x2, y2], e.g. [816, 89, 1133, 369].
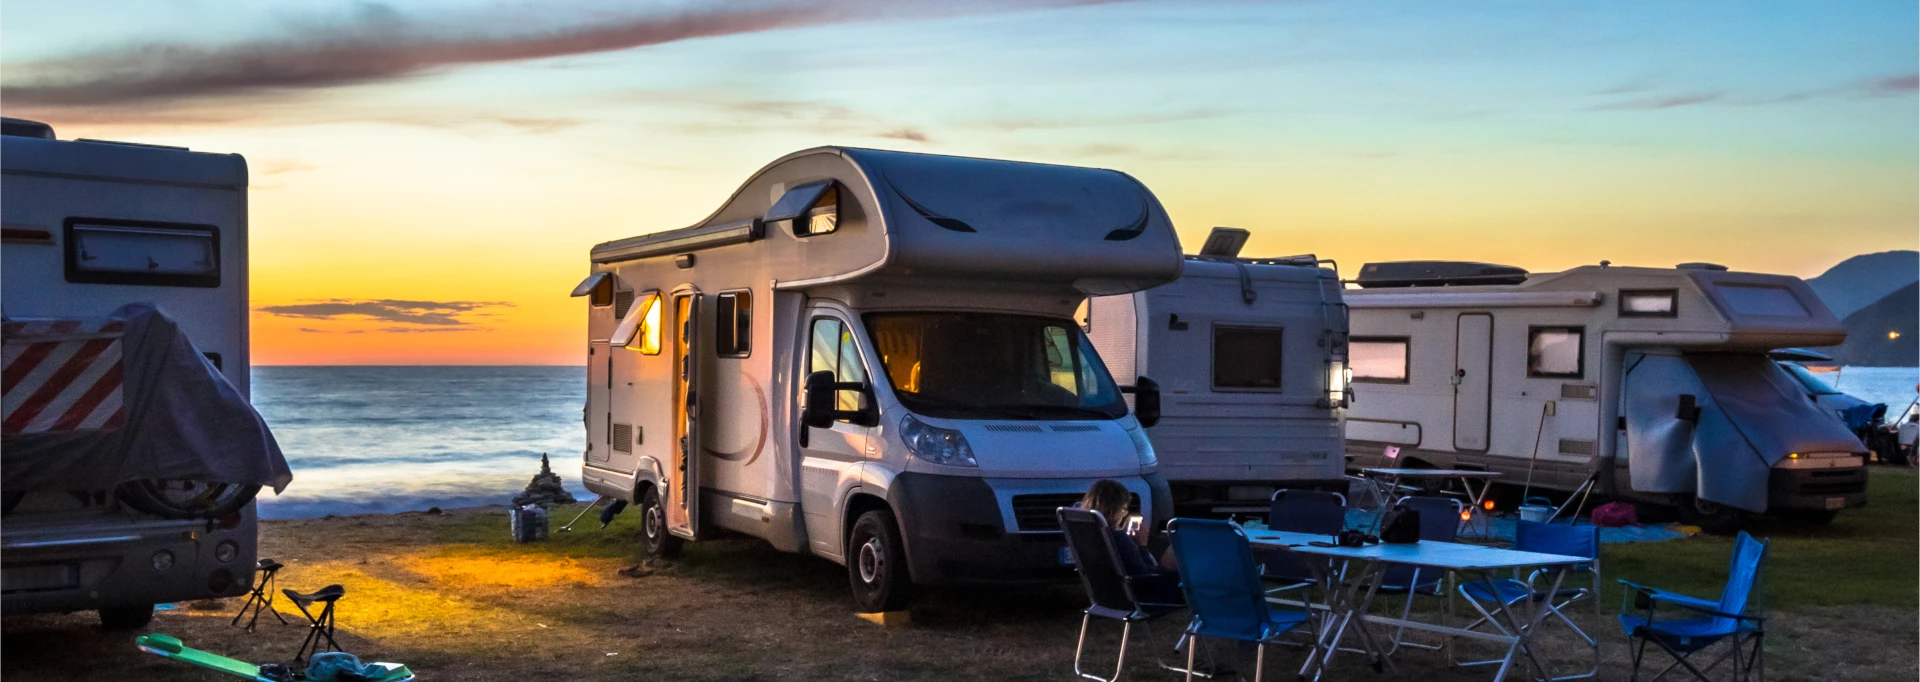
[1349, 337, 1409, 383]
[716, 291, 752, 357]
[64, 219, 220, 288]
[1212, 325, 1284, 390]
[1527, 327, 1584, 378]
[809, 318, 869, 415]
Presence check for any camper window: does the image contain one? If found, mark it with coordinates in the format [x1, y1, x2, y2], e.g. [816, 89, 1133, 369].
[809, 318, 870, 414]
[865, 313, 1125, 420]
[716, 291, 752, 357]
[1350, 337, 1410, 383]
[768, 181, 840, 237]
[613, 293, 663, 355]
[64, 219, 220, 287]
[1212, 326, 1284, 390]
[1619, 289, 1677, 318]
[1527, 326, 1584, 378]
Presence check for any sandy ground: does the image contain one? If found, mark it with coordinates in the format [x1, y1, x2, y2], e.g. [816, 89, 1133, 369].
[4, 505, 1915, 681]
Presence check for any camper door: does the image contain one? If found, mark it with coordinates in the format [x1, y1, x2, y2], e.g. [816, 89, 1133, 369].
[669, 292, 704, 538]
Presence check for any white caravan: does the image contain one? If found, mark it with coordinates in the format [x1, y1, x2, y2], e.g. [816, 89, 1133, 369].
[1, 118, 262, 628]
[571, 147, 1183, 610]
[1084, 229, 1350, 515]
[1343, 261, 1868, 531]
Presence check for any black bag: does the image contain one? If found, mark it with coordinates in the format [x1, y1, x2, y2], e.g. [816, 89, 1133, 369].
[1378, 503, 1422, 544]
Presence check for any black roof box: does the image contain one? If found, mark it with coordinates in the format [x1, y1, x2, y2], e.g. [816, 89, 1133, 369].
[1356, 261, 1529, 288]
[1, 117, 55, 140]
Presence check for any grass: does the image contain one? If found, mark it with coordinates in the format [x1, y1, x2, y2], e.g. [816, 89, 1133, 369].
[3, 470, 1914, 680]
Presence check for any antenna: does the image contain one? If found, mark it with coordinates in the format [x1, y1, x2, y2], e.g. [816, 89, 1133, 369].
[1198, 227, 1249, 258]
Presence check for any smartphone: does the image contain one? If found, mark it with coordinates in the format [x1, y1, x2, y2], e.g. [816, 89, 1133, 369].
[1124, 514, 1144, 535]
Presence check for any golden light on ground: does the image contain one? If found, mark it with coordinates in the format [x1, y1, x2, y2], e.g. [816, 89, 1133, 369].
[396, 552, 604, 589]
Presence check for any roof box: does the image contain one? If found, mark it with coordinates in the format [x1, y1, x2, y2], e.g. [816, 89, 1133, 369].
[1, 117, 54, 140]
[1356, 261, 1529, 288]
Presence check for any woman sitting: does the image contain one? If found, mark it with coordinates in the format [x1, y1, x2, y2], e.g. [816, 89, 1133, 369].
[1078, 479, 1180, 603]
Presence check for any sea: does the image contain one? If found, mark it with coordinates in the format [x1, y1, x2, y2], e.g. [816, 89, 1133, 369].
[249, 365, 1920, 520]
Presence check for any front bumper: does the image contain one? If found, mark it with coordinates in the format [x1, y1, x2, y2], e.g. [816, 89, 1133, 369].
[888, 472, 1169, 585]
[1768, 466, 1868, 512]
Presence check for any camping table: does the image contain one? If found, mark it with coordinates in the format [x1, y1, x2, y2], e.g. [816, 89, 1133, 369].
[1245, 529, 1586, 682]
[1358, 468, 1502, 538]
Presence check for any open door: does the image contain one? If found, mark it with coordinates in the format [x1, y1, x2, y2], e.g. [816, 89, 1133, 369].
[668, 292, 703, 539]
[1453, 313, 1493, 451]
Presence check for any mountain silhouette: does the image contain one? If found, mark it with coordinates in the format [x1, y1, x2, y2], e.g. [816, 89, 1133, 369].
[1806, 250, 1918, 319]
[1826, 281, 1919, 367]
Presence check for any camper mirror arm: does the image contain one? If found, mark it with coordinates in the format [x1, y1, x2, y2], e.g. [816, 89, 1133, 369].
[1120, 376, 1162, 429]
[802, 371, 878, 429]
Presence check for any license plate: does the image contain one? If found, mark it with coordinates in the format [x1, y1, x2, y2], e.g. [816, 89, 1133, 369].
[1825, 497, 1846, 510]
[2, 564, 78, 593]
[1058, 546, 1075, 566]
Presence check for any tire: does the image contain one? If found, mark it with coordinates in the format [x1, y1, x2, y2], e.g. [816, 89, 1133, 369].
[638, 487, 683, 559]
[99, 604, 154, 631]
[847, 509, 911, 613]
[1677, 496, 1743, 535]
[1777, 508, 1838, 525]
[117, 480, 259, 520]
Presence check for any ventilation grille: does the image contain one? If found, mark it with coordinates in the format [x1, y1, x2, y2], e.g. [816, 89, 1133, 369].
[611, 423, 633, 452]
[1050, 424, 1100, 433]
[613, 290, 636, 319]
[1011, 493, 1138, 532]
[984, 424, 1045, 433]
[1557, 439, 1595, 456]
[1560, 384, 1597, 400]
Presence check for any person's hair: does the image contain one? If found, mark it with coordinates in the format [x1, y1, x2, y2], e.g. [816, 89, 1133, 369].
[1078, 479, 1133, 529]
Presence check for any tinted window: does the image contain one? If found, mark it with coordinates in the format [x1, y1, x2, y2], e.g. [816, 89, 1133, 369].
[1213, 326, 1284, 390]
[1528, 327, 1584, 378]
[1717, 284, 1808, 317]
[866, 313, 1124, 420]
[1350, 338, 1409, 383]
[716, 291, 751, 357]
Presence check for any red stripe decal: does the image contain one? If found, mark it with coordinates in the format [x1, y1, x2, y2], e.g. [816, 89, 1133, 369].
[101, 408, 127, 430]
[50, 362, 124, 431]
[3, 338, 114, 434]
[3, 342, 57, 394]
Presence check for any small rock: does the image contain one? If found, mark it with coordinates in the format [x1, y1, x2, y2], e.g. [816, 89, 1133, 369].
[425, 506, 443, 515]
[617, 565, 653, 578]
[511, 453, 578, 508]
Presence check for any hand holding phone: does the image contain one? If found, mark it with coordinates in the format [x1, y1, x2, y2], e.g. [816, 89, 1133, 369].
[1124, 514, 1147, 545]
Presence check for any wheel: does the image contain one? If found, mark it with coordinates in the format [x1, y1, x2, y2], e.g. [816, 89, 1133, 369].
[1777, 509, 1838, 525]
[117, 480, 259, 520]
[1677, 496, 1743, 535]
[99, 604, 154, 630]
[847, 509, 911, 613]
[637, 487, 683, 559]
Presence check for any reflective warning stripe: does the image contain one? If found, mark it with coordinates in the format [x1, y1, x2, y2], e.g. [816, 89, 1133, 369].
[2, 319, 126, 436]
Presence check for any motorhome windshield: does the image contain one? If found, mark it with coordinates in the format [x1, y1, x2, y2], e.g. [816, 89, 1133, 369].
[865, 312, 1127, 420]
[1780, 362, 1841, 395]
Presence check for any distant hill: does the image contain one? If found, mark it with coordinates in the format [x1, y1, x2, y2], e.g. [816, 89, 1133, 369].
[1807, 250, 1919, 318]
[1827, 282, 1919, 367]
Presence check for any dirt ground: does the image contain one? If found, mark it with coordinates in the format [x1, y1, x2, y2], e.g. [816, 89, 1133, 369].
[4, 504, 1915, 681]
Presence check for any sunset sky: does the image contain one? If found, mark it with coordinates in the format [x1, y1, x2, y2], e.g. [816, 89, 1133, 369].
[5, 0, 1915, 365]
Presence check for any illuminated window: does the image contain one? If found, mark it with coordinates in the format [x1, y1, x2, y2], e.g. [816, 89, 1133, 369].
[716, 291, 752, 357]
[808, 317, 869, 415]
[1619, 289, 1676, 318]
[613, 293, 663, 355]
[1350, 337, 1409, 383]
[1527, 327, 1584, 378]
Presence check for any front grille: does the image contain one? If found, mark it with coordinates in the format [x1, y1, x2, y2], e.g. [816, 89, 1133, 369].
[1011, 493, 1139, 532]
[1051, 424, 1100, 433]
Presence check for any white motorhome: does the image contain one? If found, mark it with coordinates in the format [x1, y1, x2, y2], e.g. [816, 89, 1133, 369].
[1, 118, 263, 628]
[1344, 261, 1868, 531]
[571, 147, 1183, 610]
[1084, 230, 1350, 515]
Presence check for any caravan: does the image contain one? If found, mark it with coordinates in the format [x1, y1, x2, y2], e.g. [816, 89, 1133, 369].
[1343, 261, 1868, 531]
[571, 147, 1183, 610]
[1083, 229, 1350, 515]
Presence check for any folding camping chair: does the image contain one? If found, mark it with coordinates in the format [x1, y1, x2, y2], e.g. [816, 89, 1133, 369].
[1370, 496, 1462, 655]
[283, 584, 346, 664]
[1455, 520, 1602, 679]
[231, 558, 288, 633]
[1618, 531, 1769, 682]
[1169, 518, 1317, 682]
[1261, 490, 1347, 601]
[1057, 507, 1188, 682]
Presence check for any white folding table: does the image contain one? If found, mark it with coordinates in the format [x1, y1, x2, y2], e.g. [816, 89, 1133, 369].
[1245, 529, 1586, 681]
[1357, 467, 1502, 538]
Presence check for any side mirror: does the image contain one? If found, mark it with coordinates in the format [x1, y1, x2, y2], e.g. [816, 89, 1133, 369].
[1124, 376, 1162, 429]
[1675, 394, 1702, 423]
[803, 370, 877, 428]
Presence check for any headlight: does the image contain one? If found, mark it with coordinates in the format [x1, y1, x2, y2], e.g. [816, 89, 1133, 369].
[900, 414, 977, 467]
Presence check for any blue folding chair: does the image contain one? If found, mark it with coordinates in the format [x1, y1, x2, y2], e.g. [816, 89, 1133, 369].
[1261, 490, 1347, 598]
[1455, 520, 1602, 679]
[1618, 531, 1769, 682]
[1170, 518, 1317, 682]
[1369, 496, 1462, 654]
[1057, 507, 1186, 682]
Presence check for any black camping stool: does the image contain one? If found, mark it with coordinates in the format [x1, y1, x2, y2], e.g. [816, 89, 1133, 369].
[283, 584, 345, 663]
[231, 558, 289, 632]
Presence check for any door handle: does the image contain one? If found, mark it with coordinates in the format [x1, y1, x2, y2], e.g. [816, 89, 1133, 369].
[1451, 369, 1466, 387]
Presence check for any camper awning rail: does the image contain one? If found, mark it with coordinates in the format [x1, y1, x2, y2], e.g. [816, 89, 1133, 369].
[1346, 291, 1602, 309]
[593, 219, 764, 264]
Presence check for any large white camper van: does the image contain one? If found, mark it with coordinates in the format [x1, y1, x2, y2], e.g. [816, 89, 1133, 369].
[1084, 231, 1349, 515]
[1344, 261, 1868, 531]
[572, 147, 1183, 610]
[1, 118, 271, 628]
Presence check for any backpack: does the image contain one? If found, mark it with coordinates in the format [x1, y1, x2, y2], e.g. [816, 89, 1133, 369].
[1590, 501, 1638, 528]
[1378, 503, 1422, 544]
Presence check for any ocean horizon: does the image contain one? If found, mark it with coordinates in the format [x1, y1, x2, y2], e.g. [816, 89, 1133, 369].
[250, 364, 1920, 520]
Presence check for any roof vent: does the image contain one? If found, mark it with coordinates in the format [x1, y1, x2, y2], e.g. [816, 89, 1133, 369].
[1676, 262, 1728, 271]
[1355, 261, 1528, 288]
[1, 117, 55, 140]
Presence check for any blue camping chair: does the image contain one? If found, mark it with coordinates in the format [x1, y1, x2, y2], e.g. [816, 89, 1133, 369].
[1455, 520, 1602, 679]
[1368, 496, 1462, 654]
[1618, 531, 1769, 682]
[1170, 518, 1317, 682]
[1057, 507, 1186, 682]
[1262, 490, 1347, 598]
